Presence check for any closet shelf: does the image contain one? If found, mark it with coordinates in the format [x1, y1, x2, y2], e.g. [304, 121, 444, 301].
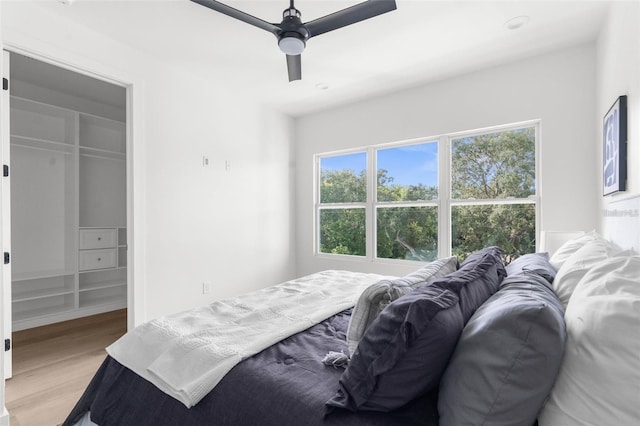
[13, 287, 75, 303]
[11, 135, 75, 153]
[79, 279, 126, 292]
[79, 146, 125, 161]
[13, 303, 75, 323]
[80, 295, 126, 310]
[13, 270, 76, 282]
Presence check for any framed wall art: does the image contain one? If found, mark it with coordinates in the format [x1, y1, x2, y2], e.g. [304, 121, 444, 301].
[603, 95, 627, 196]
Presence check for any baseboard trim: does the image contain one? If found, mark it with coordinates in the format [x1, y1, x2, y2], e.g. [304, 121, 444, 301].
[0, 406, 10, 426]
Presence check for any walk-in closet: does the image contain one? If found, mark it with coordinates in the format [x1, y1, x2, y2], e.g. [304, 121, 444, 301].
[8, 52, 128, 332]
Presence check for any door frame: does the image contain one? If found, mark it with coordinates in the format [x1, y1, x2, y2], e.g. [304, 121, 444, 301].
[0, 49, 10, 426]
[0, 43, 145, 386]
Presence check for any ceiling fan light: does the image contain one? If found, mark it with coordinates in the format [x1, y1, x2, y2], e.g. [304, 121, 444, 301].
[279, 36, 305, 55]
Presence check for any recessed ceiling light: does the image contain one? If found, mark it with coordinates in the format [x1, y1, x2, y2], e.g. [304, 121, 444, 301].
[58, 0, 75, 4]
[315, 82, 329, 91]
[505, 15, 530, 30]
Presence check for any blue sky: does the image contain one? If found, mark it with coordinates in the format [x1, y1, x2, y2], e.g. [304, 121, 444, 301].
[321, 142, 438, 187]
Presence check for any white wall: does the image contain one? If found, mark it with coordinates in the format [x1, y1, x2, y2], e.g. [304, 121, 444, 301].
[596, 0, 640, 230]
[143, 78, 297, 318]
[1, 1, 296, 323]
[295, 44, 598, 277]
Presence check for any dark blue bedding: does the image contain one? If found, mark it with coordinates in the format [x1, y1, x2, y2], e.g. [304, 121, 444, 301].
[63, 309, 439, 426]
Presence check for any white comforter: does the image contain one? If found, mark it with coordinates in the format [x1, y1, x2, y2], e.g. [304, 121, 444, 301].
[106, 270, 386, 408]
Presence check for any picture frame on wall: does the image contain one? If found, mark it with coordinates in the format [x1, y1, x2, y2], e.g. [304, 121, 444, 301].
[603, 95, 627, 196]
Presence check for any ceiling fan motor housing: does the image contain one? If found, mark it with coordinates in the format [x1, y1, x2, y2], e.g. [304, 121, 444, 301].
[278, 6, 309, 55]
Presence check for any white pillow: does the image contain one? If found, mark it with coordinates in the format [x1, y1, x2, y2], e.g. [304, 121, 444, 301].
[549, 230, 600, 270]
[538, 255, 640, 426]
[552, 237, 614, 308]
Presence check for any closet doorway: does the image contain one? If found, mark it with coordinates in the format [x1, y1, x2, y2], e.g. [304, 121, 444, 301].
[5, 51, 129, 376]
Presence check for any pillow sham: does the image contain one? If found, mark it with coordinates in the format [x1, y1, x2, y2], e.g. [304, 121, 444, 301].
[549, 230, 601, 270]
[438, 272, 566, 426]
[538, 255, 640, 426]
[326, 285, 463, 413]
[433, 246, 506, 323]
[552, 237, 614, 308]
[505, 252, 556, 285]
[346, 256, 458, 356]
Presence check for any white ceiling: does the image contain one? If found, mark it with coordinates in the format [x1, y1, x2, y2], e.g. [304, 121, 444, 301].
[16, 0, 611, 116]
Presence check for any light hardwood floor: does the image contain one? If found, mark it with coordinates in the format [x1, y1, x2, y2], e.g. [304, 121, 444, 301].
[5, 309, 127, 426]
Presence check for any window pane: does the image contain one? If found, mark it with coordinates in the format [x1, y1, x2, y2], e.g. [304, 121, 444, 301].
[377, 206, 438, 261]
[451, 128, 535, 199]
[451, 204, 536, 263]
[377, 142, 438, 202]
[319, 208, 365, 256]
[320, 152, 366, 203]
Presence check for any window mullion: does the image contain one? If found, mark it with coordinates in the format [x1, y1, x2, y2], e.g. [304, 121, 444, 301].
[439, 135, 451, 258]
[450, 197, 537, 206]
[367, 147, 376, 261]
[535, 122, 542, 251]
[313, 155, 320, 255]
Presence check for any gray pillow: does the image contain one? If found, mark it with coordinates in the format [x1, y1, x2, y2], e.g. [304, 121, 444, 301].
[434, 246, 506, 324]
[346, 256, 458, 356]
[506, 252, 556, 285]
[438, 272, 566, 426]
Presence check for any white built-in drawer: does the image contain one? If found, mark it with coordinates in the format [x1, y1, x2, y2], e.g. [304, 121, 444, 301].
[79, 228, 117, 249]
[79, 249, 117, 271]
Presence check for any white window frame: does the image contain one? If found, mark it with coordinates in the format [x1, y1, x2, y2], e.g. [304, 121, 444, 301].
[314, 120, 541, 263]
[315, 148, 369, 261]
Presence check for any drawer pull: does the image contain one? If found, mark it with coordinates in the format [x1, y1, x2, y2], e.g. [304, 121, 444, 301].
[98, 237, 102, 241]
[97, 257, 101, 261]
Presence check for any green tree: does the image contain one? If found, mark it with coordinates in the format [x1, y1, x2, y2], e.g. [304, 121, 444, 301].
[377, 206, 438, 261]
[452, 128, 535, 199]
[376, 169, 438, 261]
[319, 208, 366, 256]
[320, 169, 366, 203]
[377, 170, 438, 202]
[451, 204, 536, 263]
[319, 168, 367, 256]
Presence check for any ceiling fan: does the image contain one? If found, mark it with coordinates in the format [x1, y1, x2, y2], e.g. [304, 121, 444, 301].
[190, 0, 397, 82]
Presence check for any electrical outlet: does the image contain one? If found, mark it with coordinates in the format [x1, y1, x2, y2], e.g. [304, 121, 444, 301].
[202, 282, 211, 294]
[225, 160, 231, 171]
[202, 156, 210, 167]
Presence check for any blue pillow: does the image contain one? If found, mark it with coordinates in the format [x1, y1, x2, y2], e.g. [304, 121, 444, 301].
[432, 246, 506, 323]
[505, 252, 556, 285]
[325, 285, 463, 412]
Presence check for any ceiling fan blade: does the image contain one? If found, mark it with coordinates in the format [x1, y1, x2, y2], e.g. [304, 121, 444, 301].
[190, 0, 280, 35]
[286, 55, 302, 82]
[305, 0, 396, 38]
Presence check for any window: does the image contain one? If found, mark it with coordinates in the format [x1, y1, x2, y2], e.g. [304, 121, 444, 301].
[376, 142, 439, 261]
[316, 122, 538, 262]
[318, 152, 367, 256]
[450, 128, 537, 262]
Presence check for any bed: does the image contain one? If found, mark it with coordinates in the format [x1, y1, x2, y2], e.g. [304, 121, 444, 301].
[63, 195, 640, 426]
